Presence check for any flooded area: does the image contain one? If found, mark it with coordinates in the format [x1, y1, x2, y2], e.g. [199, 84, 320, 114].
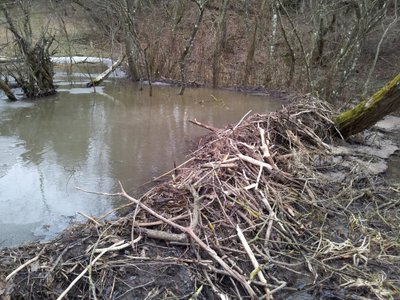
[0, 67, 282, 247]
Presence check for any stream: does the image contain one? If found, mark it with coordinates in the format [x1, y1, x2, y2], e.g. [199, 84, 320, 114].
[0, 65, 282, 248]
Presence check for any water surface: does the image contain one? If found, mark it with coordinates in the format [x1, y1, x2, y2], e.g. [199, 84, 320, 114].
[0, 74, 282, 247]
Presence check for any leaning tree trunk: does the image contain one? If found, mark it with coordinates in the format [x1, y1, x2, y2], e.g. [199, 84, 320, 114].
[0, 79, 17, 101]
[335, 73, 400, 138]
[86, 56, 125, 87]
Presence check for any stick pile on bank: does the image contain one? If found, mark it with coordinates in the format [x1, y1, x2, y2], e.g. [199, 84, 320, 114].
[1, 97, 399, 299]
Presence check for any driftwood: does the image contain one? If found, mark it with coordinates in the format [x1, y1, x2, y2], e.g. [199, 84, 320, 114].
[189, 118, 220, 132]
[86, 56, 125, 87]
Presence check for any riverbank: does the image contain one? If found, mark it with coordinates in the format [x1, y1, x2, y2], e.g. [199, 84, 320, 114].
[0, 96, 399, 299]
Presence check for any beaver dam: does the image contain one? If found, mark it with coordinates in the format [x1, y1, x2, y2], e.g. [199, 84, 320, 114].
[0, 97, 399, 299]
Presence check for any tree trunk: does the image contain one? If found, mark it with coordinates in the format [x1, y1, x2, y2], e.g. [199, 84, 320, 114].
[87, 56, 125, 87]
[276, 2, 295, 87]
[242, 0, 267, 86]
[0, 79, 17, 101]
[335, 73, 400, 138]
[178, 0, 207, 96]
[212, 0, 230, 88]
[124, 1, 141, 82]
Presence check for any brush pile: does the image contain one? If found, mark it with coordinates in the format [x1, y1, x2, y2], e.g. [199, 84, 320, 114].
[1, 97, 399, 299]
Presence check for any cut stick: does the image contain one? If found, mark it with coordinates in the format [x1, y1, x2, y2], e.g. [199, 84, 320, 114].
[258, 126, 276, 167]
[189, 119, 220, 132]
[238, 153, 273, 171]
[237, 225, 271, 299]
[135, 227, 187, 242]
[6, 246, 47, 281]
[93, 237, 142, 253]
[259, 190, 276, 248]
[203, 162, 238, 168]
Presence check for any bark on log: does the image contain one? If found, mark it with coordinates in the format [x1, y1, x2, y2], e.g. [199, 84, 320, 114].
[86, 56, 125, 87]
[335, 73, 400, 138]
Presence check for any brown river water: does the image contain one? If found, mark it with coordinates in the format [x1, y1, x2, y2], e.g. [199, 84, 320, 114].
[0, 70, 282, 247]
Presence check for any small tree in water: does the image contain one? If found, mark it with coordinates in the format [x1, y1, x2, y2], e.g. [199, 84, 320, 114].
[0, 1, 56, 100]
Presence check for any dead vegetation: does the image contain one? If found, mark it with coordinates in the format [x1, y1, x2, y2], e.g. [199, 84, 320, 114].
[1, 97, 399, 299]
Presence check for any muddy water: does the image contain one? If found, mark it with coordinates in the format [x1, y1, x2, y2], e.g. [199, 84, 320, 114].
[0, 74, 282, 247]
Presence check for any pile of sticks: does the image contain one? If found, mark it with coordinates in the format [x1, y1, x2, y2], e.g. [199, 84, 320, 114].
[1, 97, 399, 299]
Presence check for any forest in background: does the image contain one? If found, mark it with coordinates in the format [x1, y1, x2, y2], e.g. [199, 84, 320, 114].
[0, 0, 399, 102]
[1, 1, 400, 299]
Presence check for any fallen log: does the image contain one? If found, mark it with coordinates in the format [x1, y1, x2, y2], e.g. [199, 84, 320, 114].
[335, 73, 400, 138]
[86, 56, 125, 87]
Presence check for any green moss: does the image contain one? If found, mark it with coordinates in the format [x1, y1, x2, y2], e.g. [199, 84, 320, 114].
[370, 73, 400, 104]
[335, 73, 400, 129]
[334, 100, 367, 125]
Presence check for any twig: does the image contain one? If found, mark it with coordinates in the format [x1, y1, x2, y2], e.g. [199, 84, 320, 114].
[232, 110, 252, 131]
[78, 211, 104, 226]
[93, 237, 142, 253]
[151, 157, 195, 182]
[189, 285, 203, 300]
[134, 214, 189, 227]
[189, 119, 220, 132]
[363, 2, 398, 96]
[57, 238, 141, 300]
[125, 255, 212, 265]
[238, 153, 273, 171]
[6, 246, 47, 281]
[203, 162, 238, 168]
[237, 225, 271, 299]
[118, 182, 257, 298]
[258, 125, 275, 166]
[258, 190, 276, 249]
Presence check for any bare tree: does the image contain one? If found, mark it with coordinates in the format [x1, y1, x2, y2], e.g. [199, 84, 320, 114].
[40, 0, 397, 102]
[72, 0, 141, 81]
[275, 0, 295, 87]
[363, 0, 398, 96]
[242, 0, 267, 86]
[121, 0, 141, 81]
[178, 0, 207, 96]
[164, 0, 188, 77]
[320, 0, 389, 100]
[212, 0, 230, 88]
[0, 0, 56, 100]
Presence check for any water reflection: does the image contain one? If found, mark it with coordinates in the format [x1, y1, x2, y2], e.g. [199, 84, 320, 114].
[0, 78, 282, 247]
